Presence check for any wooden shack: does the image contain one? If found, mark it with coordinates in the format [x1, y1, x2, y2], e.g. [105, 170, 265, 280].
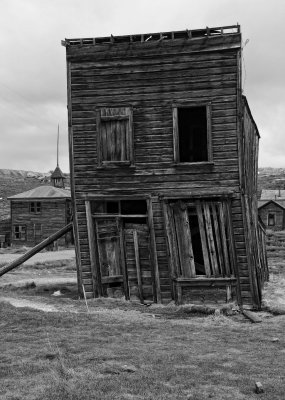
[8, 167, 72, 248]
[258, 190, 285, 230]
[63, 25, 268, 309]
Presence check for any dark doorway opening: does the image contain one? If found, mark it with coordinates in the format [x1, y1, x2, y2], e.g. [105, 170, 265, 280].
[188, 207, 206, 275]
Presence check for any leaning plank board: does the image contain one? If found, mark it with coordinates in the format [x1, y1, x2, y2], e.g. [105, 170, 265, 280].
[242, 309, 262, 323]
[0, 223, 73, 277]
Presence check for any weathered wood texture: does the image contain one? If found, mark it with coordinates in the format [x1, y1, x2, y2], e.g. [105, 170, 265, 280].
[65, 30, 262, 305]
[238, 96, 266, 309]
[10, 200, 72, 247]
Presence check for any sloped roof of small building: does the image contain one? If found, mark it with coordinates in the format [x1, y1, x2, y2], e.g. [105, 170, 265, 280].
[8, 186, 71, 200]
[258, 199, 285, 210]
[260, 189, 285, 200]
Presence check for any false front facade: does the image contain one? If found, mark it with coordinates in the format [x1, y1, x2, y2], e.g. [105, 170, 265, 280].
[63, 25, 267, 309]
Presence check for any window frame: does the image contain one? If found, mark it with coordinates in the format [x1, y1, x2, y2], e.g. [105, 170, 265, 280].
[13, 225, 27, 241]
[96, 106, 134, 167]
[30, 201, 41, 214]
[173, 101, 213, 165]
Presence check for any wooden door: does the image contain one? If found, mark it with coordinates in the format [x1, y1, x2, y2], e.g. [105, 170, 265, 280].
[124, 223, 154, 303]
[95, 218, 122, 278]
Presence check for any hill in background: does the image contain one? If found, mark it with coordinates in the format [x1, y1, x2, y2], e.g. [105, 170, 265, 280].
[258, 167, 285, 190]
[0, 167, 284, 221]
[0, 169, 70, 220]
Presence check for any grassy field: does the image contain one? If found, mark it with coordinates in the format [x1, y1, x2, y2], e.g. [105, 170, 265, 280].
[1, 232, 285, 400]
[0, 297, 284, 400]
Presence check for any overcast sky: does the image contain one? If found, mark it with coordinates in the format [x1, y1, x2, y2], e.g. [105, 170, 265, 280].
[0, 0, 284, 173]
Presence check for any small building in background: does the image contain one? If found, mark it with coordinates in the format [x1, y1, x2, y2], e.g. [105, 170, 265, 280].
[8, 166, 72, 248]
[0, 217, 11, 248]
[258, 189, 285, 231]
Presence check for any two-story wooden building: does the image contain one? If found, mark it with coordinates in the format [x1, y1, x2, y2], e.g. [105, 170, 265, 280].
[8, 167, 72, 248]
[63, 25, 267, 309]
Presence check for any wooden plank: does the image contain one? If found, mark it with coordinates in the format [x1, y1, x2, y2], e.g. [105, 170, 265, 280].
[67, 60, 83, 298]
[202, 202, 219, 276]
[147, 197, 161, 303]
[211, 202, 224, 275]
[172, 202, 196, 278]
[85, 201, 101, 297]
[118, 219, 129, 300]
[101, 115, 129, 121]
[195, 201, 211, 277]
[133, 229, 144, 303]
[162, 201, 180, 277]
[162, 201, 179, 299]
[0, 223, 73, 278]
[217, 201, 231, 276]
[242, 309, 262, 323]
[225, 199, 242, 306]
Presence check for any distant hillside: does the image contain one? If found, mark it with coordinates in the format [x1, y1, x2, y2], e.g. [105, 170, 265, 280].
[0, 169, 70, 220]
[258, 167, 285, 196]
[0, 167, 283, 221]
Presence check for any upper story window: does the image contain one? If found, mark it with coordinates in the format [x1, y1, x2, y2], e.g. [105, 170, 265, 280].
[96, 107, 133, 166]
[30, 202, 41, 214]
[173, 103, 212, 164]
[268, 213, 275, 226]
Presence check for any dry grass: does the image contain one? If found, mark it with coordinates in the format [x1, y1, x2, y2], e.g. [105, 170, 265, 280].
[1, 230, 285, 399]
[262, 230, 285, 315]
[0, 299, 284, 400]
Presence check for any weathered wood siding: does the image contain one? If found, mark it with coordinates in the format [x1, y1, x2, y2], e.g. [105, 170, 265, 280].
[237, 97, 263, 308]
[259, 203, 285, 231]
[66, 33, 256, 304]
[11, 200, 71, 247]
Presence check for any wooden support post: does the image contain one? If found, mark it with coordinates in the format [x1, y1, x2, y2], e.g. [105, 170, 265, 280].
[118, 218, 129, 300]
[147, 197, 161, 303]
[162, 201, 179, 298]
[133, 229, 144, 304]
[85, 201, 101, 297]
[176, 283, 182, 305]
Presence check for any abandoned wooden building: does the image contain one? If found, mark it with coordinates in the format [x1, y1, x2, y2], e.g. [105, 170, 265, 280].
[63, 25, 268, 309]
[8, 167, 72, 248]
[258, 189, 285, 231]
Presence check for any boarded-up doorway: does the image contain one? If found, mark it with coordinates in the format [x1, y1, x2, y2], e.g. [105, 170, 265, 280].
[93, 207, 154, 303]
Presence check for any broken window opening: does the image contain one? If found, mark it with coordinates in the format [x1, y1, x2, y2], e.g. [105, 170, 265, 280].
[174, 104, 211, 163]
[165, 199, 234, 279]
[91, 199, 147, 217]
